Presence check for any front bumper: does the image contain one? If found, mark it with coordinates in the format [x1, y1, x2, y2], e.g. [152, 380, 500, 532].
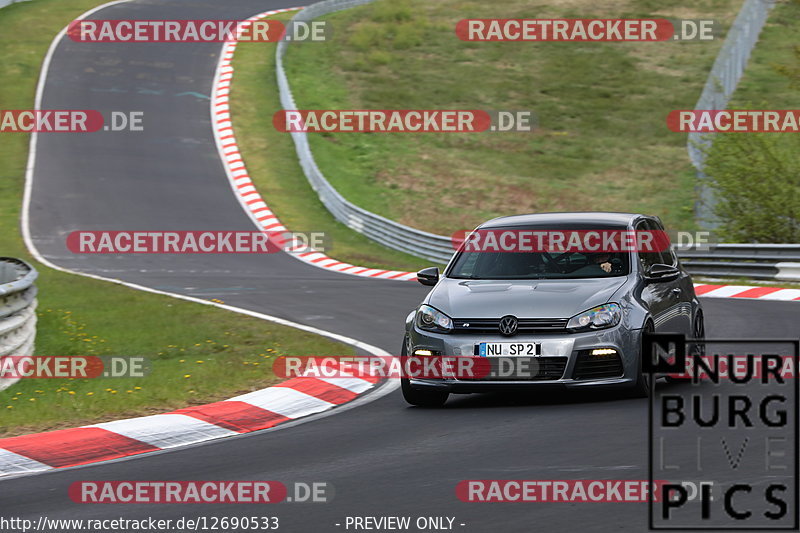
[406, 323, 642, 393]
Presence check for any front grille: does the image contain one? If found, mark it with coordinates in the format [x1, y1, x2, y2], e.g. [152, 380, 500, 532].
[573, 350, 624, 380]
[453, 318, 568, 335]
[459, 356, 568, 381]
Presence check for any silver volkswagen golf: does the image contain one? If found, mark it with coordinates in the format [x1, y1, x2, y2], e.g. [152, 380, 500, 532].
[401, 212, 704, 407]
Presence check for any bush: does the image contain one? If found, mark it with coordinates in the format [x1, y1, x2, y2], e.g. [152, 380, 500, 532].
[704, 132, 800, 242]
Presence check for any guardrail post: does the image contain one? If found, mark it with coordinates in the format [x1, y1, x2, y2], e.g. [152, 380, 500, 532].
[776, 262, 800, 282]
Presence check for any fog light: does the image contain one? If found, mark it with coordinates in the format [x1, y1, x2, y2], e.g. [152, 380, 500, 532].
[591, 348, 618, 357]
[414, 349, 434, 356]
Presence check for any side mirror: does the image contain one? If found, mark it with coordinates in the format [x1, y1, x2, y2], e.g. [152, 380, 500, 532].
[416, 267, 439, 286]
[646, 263, 680, 282]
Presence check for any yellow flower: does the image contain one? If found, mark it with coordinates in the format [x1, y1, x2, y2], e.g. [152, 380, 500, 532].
[110, 390, 117, 394]
[134, 386, 141, 390]
[29, 398, 36, 402]
[196, 360, 204, 364]
[68, 391, 76, 395]
[86, 392, 94, 396]
[126, 390, 133, 393]
[179, 359, 185, 363]
[6, 406, 13, 409]
[184, 374, 191, 379]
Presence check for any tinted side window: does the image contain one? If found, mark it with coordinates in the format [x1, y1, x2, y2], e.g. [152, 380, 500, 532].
[647, 219, 677, 266]
[636, 220, 667, 271]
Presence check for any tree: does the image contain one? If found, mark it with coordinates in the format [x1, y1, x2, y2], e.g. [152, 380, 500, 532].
[704, 131, 800, 242]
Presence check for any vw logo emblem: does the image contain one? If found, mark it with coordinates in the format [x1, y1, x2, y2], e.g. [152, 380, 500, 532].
[499, 315, 518, 336]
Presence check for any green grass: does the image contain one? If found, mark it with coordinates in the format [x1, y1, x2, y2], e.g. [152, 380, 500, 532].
[280, 0, 747, 235]
[0, 0, 354, 437]
[728, 1, 800, 108]
[699, 0, 800, 243]
[229, 13, 434, 272]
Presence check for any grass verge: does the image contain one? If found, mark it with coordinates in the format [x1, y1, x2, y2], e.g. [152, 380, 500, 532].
[728, 0, 800, 109]
[282, 0, 746, 234]
[0, 0, 354, 438]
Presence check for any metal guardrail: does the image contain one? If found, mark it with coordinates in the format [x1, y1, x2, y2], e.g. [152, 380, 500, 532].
[278, 1, 797, 280]
[0, 258, 38, 391]
[689, 0, 777, 222]
[678, 244, 800, 280]
[276, 0, 455, 264]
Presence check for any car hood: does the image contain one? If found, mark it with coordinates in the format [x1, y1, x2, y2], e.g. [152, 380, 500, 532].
[426, 277, 628, 319]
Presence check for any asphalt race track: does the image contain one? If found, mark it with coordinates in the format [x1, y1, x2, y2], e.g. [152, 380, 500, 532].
[3, 1, 799, 531]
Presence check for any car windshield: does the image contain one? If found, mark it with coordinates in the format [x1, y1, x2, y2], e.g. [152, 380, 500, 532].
[448, 251, 630, 280]
[447, 224, 632, 280]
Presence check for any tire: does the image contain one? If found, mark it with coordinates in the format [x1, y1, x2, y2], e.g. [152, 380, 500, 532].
[629, 322, 654, 398]
[689, 310, 705, 357]
[400, 337, 449, 407]
[665, 310, 704, 383]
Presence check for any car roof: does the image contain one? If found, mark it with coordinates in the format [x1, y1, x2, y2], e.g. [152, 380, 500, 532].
[477, 211, 651, 229]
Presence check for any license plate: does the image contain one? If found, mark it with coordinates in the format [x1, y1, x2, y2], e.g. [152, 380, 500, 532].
[478, 342, 540, 357]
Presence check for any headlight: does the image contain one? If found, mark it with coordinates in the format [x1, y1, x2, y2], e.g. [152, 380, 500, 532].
[567, 303, 621, 331]
[416, 304, 453, 333]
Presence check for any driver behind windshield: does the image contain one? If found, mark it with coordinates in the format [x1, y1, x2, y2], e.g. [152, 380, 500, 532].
[590, 252, 613, 273]
[449, 250, 628, 279]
